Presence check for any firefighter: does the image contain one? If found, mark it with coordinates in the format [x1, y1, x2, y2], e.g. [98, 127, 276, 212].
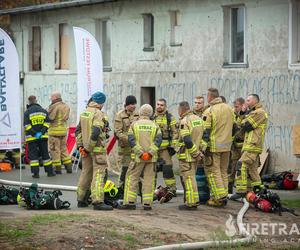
[120, 104, 162, 210]
[228, 97, 246, 194]
[177, 101, 205, 210]
[114, 95, 139, 189]
[234, 94, 268, 197]
[193, 96, 205, 117]
[24, 95, 55, 178]
[48, 91, 72, 174]
[76, 91, 113, 210]
[152, 98, 178, 195]
[202, 88, 234, 207]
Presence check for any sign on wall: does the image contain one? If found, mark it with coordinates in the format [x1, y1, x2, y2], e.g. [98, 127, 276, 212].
[73, 27, 103, 122]
[0, 28, 21, 150]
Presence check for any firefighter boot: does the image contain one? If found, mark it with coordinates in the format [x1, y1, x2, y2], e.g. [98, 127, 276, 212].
[228, 182, 234, 194]
[207, 197, 227, 207]
[77, 201, 89, 208]
[178, 204, 197, 210]
[118, 202, 136, 210]
[47, 167, 56, 177]
[65, 163, 73, 174]
[31, 167, 40, 178]
[93, 202, 113, 211]
[55, 165, 62, 175]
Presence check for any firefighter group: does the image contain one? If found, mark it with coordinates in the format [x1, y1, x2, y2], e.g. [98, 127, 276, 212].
[2, 87, 268, 211]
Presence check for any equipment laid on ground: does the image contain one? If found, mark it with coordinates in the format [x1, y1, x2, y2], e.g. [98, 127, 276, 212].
[103, 180, 123, 208]
[196, 167, 210, 204]
[154, 185, 174, 203]
[246, 187, 298, 216]
[0, 162, 12, 172]
[0, 185, 19, 204]
[18, 183, 70, 210]
[262, 171, 299, 190]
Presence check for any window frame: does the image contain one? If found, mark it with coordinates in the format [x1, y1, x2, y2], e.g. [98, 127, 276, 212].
[223, 5, 248, 68]
[142, 13, 154, 52]
[289, 0, 300, 69]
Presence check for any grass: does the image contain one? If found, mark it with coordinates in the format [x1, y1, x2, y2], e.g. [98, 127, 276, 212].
[281, 199, 300, 209]
[0, 222, 34, 239]
[30, 213, 86, 224]
[123, 234, 136, 248]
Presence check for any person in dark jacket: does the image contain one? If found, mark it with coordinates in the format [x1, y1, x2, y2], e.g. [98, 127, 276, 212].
[24, 95, 55, 178]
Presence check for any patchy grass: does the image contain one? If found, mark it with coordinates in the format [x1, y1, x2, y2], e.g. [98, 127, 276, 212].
[30, 213, 86, 224]
[0, 222, 33, 239]
[281, 199, 300, 209]
[0, 213, 192, 249]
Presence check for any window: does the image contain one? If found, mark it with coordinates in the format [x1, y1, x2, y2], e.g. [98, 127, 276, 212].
[289, 0, 300, 65]
[223, 5, 247, 66]
[141, 87, 155, 108]
[29, 26, 41, 71]
[55, 23, 69, 70]
[143, 14, 154, 51]
[170, 10, 182, 46]
[95, 19, 112, 70]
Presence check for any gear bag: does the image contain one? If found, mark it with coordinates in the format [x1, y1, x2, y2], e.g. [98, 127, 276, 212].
[18, 183, 70, 210]
[0, 185, 19, 205]
[262, 171, 298, 190]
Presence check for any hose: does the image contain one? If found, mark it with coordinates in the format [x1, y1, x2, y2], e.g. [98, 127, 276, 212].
[0, 179, 77, 191]
[141, 198, 255, 250]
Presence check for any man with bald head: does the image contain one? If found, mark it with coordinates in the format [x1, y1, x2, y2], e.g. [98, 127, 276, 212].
[48, 91, 72, 174]
[234, 94, 268, 198]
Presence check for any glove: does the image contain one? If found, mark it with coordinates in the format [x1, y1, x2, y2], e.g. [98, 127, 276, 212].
[79, 147, 88, 158]
[194, 151, 204, 162]
[140, 152, 152, 161]
[35, 132, 42, 139]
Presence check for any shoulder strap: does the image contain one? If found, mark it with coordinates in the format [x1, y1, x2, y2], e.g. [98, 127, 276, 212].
[166, 111, 172, 146]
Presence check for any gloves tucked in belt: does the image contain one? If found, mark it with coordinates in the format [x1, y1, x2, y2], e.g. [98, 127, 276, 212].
[79, 147, 89, 158]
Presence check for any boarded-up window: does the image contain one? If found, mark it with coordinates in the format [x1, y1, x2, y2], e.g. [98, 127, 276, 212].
[170, 10, 182, 46]
[95, 19, 112, 69]
[143, 14, 154, 51]
[55, 23, 69, 70]
[29, 26, 41, 71]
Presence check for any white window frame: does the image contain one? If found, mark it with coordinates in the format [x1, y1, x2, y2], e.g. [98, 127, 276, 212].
[223, 5, 248, 68]
[289, 0, 300, 68]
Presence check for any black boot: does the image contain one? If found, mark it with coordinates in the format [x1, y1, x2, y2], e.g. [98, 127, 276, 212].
[178, 204, 197, 210]
[31, 167, 40, 178]
[118, 203, 136, 210]
[228, 182, 234, 194]
[47, 167, 56, 177]
[65, 164, 73, 174]
[93, 202, 113, 211]
[77, 201, 89, 208]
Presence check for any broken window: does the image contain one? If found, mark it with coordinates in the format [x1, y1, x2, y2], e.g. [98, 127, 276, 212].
[55, 23, 69, 70]
[96, 19, 112, 70]
[29, 26, 41, 71]
[170, 10, 182, 46]
[223, 5, 247, 66]
[143, 14, 154, 51]
[289, 0, 300, 65]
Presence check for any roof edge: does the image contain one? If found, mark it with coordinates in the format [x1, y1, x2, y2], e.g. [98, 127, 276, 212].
[0, 0, 117, 15]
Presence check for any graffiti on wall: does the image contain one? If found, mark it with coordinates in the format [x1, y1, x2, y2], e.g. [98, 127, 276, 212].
[103, 72, 300, 171]
[25, 80, 77, 125]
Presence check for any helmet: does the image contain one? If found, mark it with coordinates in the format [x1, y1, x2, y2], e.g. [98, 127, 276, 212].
[103, 180, 118, 197]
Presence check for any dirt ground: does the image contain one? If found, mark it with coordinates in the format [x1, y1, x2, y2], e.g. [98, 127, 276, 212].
[1, 197, 300, 250]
